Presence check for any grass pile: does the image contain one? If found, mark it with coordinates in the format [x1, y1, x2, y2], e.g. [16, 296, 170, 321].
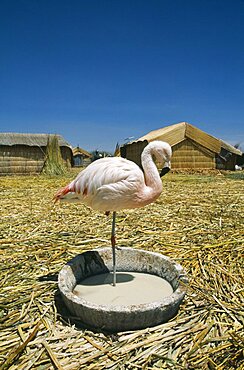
[0, 170, 243, 369]
[42, 135, 67, 176]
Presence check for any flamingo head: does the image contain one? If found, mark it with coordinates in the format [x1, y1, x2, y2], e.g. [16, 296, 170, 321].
[148, 141, 172, 176]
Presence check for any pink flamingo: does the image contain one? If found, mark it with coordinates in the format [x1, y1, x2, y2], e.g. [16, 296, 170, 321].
[54, 141, 172, 286]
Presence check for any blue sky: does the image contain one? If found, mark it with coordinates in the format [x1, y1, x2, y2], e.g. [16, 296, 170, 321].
[0, 0, 244, 152]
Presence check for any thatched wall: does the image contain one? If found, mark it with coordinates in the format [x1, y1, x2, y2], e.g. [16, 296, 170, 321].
[73, 155, 92, 167]
[0, 145, 72, 175]
[216, 148, 238, 171]
[120, 140, 148, 169]
[120, 139, 216, 170]
[121, 123, 242, 171]
[73, 147, 92, 167]
[172, 139, 215, 169]
[0, 145, 43, 175]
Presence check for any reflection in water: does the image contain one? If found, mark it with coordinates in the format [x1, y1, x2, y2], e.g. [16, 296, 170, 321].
[80, 272, 134, 286]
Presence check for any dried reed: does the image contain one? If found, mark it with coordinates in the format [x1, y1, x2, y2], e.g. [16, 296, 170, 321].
[0, 171, 243, 369]
[42, 135, 67, 176]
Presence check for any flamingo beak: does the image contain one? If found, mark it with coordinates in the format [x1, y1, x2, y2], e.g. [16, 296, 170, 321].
[160, 161, 171, 177]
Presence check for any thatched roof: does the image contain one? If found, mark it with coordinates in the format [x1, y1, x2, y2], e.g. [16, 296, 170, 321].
[136, 122, 242, 156]
[72, 146, 92, 158]
[0, 133, 72, 148]
[220, 139, 242, 156]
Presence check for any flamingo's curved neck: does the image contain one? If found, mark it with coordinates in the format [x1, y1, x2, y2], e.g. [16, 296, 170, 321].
[141, 147, 162, 194]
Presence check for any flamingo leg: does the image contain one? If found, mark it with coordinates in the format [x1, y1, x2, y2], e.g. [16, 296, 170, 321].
[111, 211, 116, 287]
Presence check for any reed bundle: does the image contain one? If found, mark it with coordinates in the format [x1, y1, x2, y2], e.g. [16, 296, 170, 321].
[42, 136, 67, 176]
[0, 171, 243, 369]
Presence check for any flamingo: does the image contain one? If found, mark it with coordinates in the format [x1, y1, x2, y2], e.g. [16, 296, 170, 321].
[54, 140, 172, 286]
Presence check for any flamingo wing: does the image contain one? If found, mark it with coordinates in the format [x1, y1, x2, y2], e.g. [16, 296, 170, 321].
[72, 157, 145, 211]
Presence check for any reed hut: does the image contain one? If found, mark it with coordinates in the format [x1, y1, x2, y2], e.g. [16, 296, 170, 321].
[0, 133, 73, 175]
[72, 146, 92, 167]
[120, 122, 242, 170]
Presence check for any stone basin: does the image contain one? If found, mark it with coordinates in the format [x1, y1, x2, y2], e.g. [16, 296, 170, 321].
[58, 247, 188, 332]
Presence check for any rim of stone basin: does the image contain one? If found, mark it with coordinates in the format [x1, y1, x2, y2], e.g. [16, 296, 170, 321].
[58, 247, 188, 314]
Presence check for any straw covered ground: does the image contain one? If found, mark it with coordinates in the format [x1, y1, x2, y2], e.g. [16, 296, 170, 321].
[0, 170, 243, 369]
